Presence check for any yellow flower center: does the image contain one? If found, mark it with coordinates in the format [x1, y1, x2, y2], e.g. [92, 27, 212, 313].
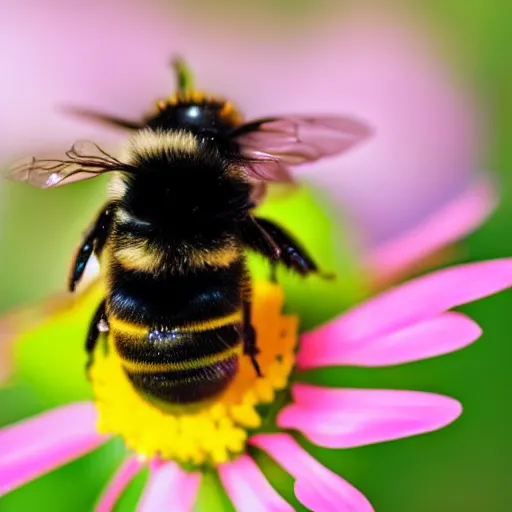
[90, 281, 298, 466]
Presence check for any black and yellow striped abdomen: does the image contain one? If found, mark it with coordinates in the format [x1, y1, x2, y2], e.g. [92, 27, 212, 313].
[109, 314, 243, 405]
[105, 226, 248, 405]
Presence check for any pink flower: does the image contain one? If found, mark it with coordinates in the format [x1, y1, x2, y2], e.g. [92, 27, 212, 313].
[2, 259, 512, 510]
[1, 2, 495, 279]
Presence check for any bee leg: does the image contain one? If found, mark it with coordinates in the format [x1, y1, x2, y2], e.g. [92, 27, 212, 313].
[254, 217, 318, 276]
[242, 300, 262, 377]
[241, 216, 331, 278]
[69, 204, 116, 292]
[254, 217, 333, 278]
[85, 299, 109, 375]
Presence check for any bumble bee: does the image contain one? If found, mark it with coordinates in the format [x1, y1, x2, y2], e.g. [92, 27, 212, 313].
[9, 60, 369, 406]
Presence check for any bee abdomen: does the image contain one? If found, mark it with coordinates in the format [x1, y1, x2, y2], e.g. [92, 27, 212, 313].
[111, 316, 243, 404]
[126, 355, 240, 405]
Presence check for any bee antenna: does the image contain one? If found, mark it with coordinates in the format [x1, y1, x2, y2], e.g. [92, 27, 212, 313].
[172, 57, 194, 92]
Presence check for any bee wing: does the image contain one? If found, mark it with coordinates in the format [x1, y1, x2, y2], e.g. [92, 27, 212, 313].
[249, 179, 301, 208]
[232, 115, 371, 182]
[8, 140, 130, 188]
[60, 106, 143, 131]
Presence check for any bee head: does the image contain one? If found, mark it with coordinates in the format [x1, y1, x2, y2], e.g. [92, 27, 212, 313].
[145, 58, 243, 135]
[146, 98, 243, 136]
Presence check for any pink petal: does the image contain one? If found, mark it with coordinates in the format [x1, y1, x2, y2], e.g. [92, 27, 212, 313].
[219, 455, 293, 512]
[137, 461, 200, 512]
[96, 456, 144, 512]
[250, 433, 374, 512]
[366, 178, 497, 279]
[298, 311, 481, 369]
[278, 384, 462, 449]
[299, 259, 512, 365]
[0, 402, 108, 495]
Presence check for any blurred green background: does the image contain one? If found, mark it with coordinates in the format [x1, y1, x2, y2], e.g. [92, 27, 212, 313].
[1, 1, 512, 511]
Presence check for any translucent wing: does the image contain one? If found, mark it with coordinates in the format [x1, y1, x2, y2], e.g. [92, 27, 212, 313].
[8, 141, 131, 188]
[241, 151, 296, 183]
[60, 106, 143, 131]
[232, 115, 371, 181]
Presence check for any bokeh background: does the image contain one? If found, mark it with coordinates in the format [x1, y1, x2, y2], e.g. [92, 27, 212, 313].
[1, 1, 512, 511]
